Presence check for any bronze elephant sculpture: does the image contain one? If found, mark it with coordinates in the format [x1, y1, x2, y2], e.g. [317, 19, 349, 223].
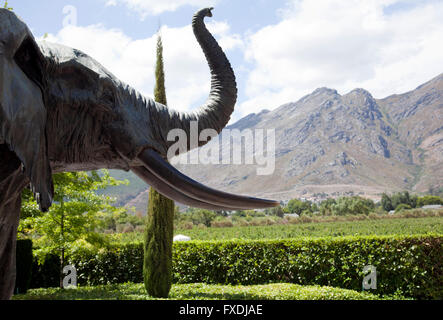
[0, 7, 278, 299]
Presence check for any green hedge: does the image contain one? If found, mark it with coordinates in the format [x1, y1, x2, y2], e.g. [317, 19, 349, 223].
[71, 244, 144, 285]
[15, 239, 33, 294]
[173, 236, 443, 299]
[30, 254, 60, 289]
[28, 235, 442, 299]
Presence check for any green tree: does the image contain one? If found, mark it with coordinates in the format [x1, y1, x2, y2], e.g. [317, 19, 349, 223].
[270, 205, 284, 218]
[381, 193, 393, 211]
[3, 1, 12, 10]
[417, 195, 443, 207]
[319, 198, 337, 215]
[287, 199, 313, 215]
[331, 196, 374, 216]
[317, 196, 374, 216]
[143, 33, 175, 298]
[19, 170, 126, 288]
[390, 191, 417, 210]
[395, 203, 411, 212]
[191, 209, 216, 227]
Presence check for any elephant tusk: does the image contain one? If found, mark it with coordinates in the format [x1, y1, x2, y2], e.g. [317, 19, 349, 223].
[137, 148, 280, 210]
[131, 166, 251, 211]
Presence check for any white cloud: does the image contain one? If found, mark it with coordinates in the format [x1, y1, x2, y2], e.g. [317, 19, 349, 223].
[40, 20, 241, 113]
[240, 0, 443, 116]
[105, 0, 218, 17]
[41, 24, 157, 95]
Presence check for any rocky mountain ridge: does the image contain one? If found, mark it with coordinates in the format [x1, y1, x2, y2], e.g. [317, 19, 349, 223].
[107, 73, 443, 212]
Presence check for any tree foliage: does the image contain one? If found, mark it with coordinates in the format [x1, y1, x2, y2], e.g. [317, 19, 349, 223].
[3, 0, 12, 10]
[19, 170, 127, 286]
[378, 191, 443, 212]
[417, 195, 443, 207]
[381, 193, 393, 211]
[144, 33, 175, 298]
[143, 187, 175, 297]
[287, 199, 316, 215]
[153, 35, 167, 106]
[175, 208, 217, 227]
[318, 196, 375, 216]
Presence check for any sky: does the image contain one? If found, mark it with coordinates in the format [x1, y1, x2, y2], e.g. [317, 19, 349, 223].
[9, 0, 443, 122]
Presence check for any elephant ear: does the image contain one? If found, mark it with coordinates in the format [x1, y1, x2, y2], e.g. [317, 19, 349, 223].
[0, 89, 53, 212]
[0, 33, 54, 211]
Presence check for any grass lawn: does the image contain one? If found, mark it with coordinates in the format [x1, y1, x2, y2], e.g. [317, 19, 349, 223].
[13, 283, 404, 300]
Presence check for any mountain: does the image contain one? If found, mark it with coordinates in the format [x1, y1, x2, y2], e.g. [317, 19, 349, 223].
[377, 73, 443, 195]
[106, 73, 443, 212]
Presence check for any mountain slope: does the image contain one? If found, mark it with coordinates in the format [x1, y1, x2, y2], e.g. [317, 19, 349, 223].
[106, 73, 443, 210]
[377, 73, 443, 194]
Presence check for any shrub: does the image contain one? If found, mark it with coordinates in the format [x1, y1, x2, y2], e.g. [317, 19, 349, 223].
[235, 220, 250, 227]
[285, 216, 300, 224]
[299, 216, 313, 223]
[26, 235, 442, 299]
[122, 224, 135, 233]
[178, 221, 194, 230]
[211, 220, 234, 228]
[330, 196, 375, 216]
[417, 195, 443, 207]
[380, 192, 422, 212]
[287, 199, 314, 215]
[143, 183, 175, 298]
[15, 239, 33, 294]
[381, 193, 393, 211]
[368, 213, 379, 220]
[248, 217, 277, 226]
[30, 253, 60, 289]
[395, 204, 412, 212]
[134, 225, 145, 233]
[172, 236, 442, 299]
[70, 243, 144, 286]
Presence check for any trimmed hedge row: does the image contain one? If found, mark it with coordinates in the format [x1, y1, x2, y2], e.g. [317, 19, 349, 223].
[173, 236, 443, 299]
[15, 239, 33, 294]
[29, 235, 442, 299]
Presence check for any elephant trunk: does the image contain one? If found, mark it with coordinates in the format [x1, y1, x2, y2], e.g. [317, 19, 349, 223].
[130, 8, 279, 211]
[151, 7, 237, 154]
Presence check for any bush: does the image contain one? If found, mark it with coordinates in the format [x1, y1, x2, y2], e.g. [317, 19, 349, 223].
[177, 221, 194, 230]
[122, 224, 135, 233]
[382, 191, 418, 211]
[395, 204, 412, 212]
[30, 253, 60, 289]
[287, 199, 315, 215]
[72, 243, 144, 286]
[211, 219, 234, 228]
[417, 195, 443, 207]
[26, 235, 442, 299]
[330, 196, 375, 216]
[172, 236, 442, 299]
[381, 193, 393, 211]
[15, 239, 33, 294]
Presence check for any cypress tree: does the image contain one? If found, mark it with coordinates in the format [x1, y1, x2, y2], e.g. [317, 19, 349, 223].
[143, 34, 175, 298]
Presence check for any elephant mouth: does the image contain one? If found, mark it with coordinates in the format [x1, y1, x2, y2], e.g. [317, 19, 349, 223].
[131, 148, 280, 211]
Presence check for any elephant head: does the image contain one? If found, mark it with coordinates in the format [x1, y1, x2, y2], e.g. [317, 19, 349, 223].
[0, 7, 279, 212]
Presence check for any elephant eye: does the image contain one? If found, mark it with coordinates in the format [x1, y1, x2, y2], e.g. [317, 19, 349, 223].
[14, 37, 44, 90]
